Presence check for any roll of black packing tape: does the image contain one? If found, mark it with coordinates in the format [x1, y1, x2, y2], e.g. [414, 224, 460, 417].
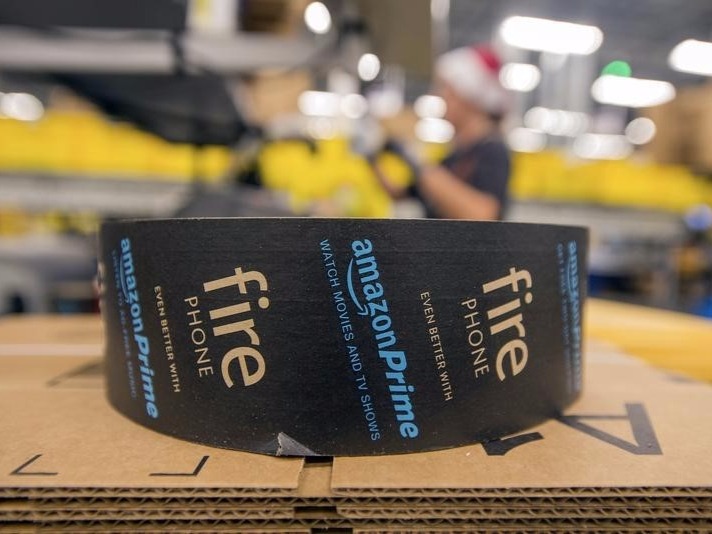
[99, 218, 588, 457]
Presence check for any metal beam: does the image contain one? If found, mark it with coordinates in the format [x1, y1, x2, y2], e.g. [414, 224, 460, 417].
[0, 28, 320, 73]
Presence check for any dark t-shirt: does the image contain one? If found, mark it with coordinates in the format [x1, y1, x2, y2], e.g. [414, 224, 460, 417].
[416, 136, 511, 219]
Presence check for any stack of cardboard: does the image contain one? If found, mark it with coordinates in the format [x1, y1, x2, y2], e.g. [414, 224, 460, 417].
[1, 321, 711, 532]
[644, 81, 712, 172]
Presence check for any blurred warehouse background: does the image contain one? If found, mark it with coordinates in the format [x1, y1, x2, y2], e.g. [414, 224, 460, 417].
[0, 0, 711, 316]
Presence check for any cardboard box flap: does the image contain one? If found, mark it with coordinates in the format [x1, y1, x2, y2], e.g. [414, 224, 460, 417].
[332, 355, 712, 492]
[5, 505, 710, 523]
[5, 516, 711, 530]
[0, 355, 101, 391]
[0, 388, 303, 491]
[0, 315, 103, 357]
[3, 507, 295, 522]
[337, 504, 711, 520]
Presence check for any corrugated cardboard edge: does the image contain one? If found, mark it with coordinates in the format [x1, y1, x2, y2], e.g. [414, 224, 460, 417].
[5, 516, 712, 530]
[4, 504, 710, 522]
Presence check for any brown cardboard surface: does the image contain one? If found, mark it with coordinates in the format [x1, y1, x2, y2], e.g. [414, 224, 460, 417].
[4, 517, 712, 530]
[1, 308, 711, 532]
[353, 530, 702, 534]
[7, 529, 693, 534]
[337, 505, 712, 520]
[4, 484, 710, 501]
[2, 507, 295, 521]
[7, 528, 310, 534]
[2, 496, 309, 511]
[4, 506, 708, 524]
[677, 82, 712, 172]
[0, 348, 303, 493]
[1, 345, 711, 497]
[586, 299, 712, 382]
[295, 463, 333, 498]
[5, 506, 709, 523]
[0, 487, 298, 499]
[642, 100, 684, 165]
[0, 386, 303, 490]
[642, 81, 712, 173]
[4, 487, 709, 515]
[7, 493, 709, 511]
[2, 493, 710, 524]
[0, 315, 103, 357]
[0, 355, 100, 390]
[331, 354, 712, 492]
[2, 509, 710, 528]
[0, 527, 697, 534]
[139, 532, 312, 534]
[353, 532, 694, 534]
[243, 70, 311, 124]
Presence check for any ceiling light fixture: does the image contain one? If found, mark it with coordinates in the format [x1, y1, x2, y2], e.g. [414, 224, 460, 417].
[357, 53, 381, 82]
[414, 95, 446, 119]
[591, 75, 676, 108]
[573, 133, 632, 160]
[507, 127, 547, 153]
[669, 39, 712, 76]
[500, 63, 541, 92]
[298, 91, 340, 117]
[304, 2, 332, 35]
[625, 117, 656, 145]
[523, 107, 589, 137]
[500, 16, 603, 55]
[415, 118, 454, 144]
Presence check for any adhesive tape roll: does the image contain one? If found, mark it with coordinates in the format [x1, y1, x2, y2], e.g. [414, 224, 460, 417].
[99, 218, 588, 456]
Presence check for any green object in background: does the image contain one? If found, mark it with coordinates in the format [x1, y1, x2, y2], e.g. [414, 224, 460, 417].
[602, 60, 632, 77]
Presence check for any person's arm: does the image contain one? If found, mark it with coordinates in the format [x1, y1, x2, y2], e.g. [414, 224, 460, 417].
[371, 161, 410, 200]
[369, 138, 509, 220]
[368, 139, 423, 200]
[417, 164, 500, 220]
[419, 140, 511, 220]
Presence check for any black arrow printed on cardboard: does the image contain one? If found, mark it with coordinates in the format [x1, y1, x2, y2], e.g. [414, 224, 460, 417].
[150, 456, 209, 477]
[483, 402, 663, 457]
[10, 454, 59, 476]
[99, 218, 588, 456]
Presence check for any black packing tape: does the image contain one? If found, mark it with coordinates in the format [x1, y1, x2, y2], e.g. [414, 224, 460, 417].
[99, 218, 588, 456]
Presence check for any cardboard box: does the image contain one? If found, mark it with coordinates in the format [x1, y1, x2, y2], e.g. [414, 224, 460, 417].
[242, 70, 312, 125]
[1, 324, 711, 531]
[644, 81, 712, 172]
[0, 314, 102, 357]
[680, 82, 712, 172]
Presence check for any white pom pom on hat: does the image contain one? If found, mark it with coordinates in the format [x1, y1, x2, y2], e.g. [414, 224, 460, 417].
[435, 45, 510, 116]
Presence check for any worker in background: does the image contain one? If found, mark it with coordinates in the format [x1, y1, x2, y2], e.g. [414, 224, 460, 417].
[373, 45, 511, 220]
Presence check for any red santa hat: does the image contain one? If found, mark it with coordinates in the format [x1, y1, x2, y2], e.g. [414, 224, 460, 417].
[435, 45, 510, 116]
